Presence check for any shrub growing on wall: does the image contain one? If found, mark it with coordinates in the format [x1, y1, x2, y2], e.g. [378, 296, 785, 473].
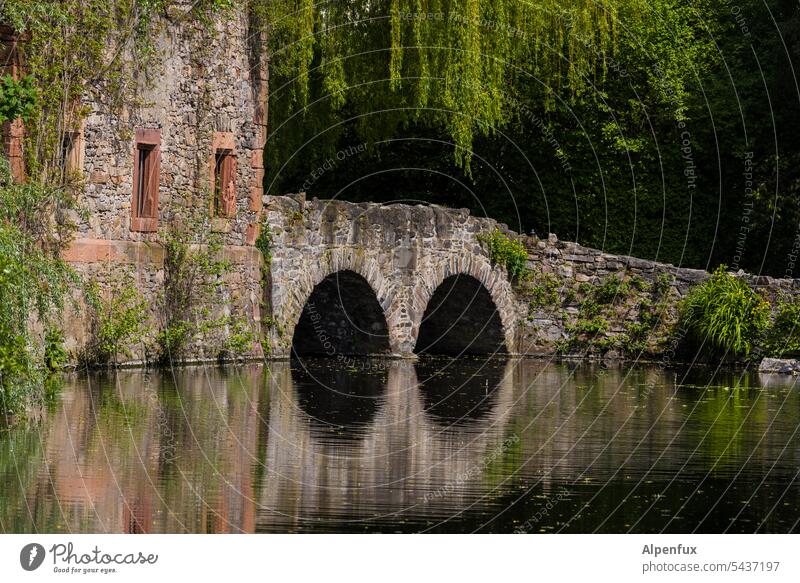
[86, 275, 150, 366]
[679, 266, 770, 359]
[761, 297, 800, 358]
[478, 229, 529, 280]
[158, 229, 231, 361]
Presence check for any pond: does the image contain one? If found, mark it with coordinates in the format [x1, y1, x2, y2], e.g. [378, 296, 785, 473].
[1, 357, 798, 533]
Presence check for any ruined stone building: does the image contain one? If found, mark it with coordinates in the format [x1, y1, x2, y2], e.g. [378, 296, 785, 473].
[63, 4, 266, 361]
[43, 3, 270, 361]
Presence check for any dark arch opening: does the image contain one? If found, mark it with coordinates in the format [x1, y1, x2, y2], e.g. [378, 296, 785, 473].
[292, 270, 391, 356]
[414, 274, 506, 355]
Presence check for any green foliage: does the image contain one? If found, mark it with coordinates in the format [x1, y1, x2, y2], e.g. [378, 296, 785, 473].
[478, 229, 529, 280]
[0, 319, 28, 387]
[43, 327, 68, 371]
[222, 317, 256, 360]
[525, 270, 561, 309]
[0, 75, 37, 123]
[0, 0, 238, 179]
[255, 221, 272, 264]
[156, 321, 191, 358]
[761, 297, 800, 358]
[86, 276, 150, 366]
[557, 313, 611, 355]
[616, 272, 676, 356]
[617, 321, 652, 355]
[653, 273, 674, 297]
[592, 275, 631, 304]
[578, 297, 600, 318]
[255, 221, 273, 357]
[566, 317, 609, 336]
[559, 271, 677, 357]
[679, 266, 771, 358]
[0, 159, 74, 414]
[1, 0, 135, 178]
[266, 0, 644, 173]
[559, 276, 616, 354]
[629, 275, 650, 293]
[158, 229, 230, 361]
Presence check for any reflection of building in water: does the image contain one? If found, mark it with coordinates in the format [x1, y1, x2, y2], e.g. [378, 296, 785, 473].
[27, 368, 263, 533]
[255, 359, 517, 530]
[40, 372, 161, 533]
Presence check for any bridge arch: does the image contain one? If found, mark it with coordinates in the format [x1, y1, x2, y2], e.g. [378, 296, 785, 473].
[282, 250, 400, 356]
[411, 257, 519, 355]
[292, 270, 392, 356]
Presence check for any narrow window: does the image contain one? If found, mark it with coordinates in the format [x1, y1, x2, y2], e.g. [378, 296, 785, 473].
[136, 146, 153, 217]
[131, 128, 160, 232]
[60, 128, 84, 177]
[213, 149, 236, 217]
[60, 133, 75, 171]
[210, 132, 236, 219]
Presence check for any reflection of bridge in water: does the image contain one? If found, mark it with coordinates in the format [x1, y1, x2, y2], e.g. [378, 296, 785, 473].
[257, 359, 517, 530]
[6, 363, 797, 533]
[6, 360, 520, 533]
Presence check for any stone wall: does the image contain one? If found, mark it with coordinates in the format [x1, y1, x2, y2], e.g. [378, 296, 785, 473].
[516, 234, 800, 359]
[61, 3, 269, 364]
[62, 240, 263, 364]
[76, 2, 265, 244]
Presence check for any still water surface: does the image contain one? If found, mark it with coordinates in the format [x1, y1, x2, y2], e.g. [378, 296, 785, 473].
[1, 358, 799, 533]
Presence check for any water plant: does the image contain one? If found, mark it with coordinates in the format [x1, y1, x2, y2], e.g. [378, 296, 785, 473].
[679, 266, 770, 358]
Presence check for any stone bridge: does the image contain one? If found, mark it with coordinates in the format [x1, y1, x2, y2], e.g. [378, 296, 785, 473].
[263, 194, 525, 358]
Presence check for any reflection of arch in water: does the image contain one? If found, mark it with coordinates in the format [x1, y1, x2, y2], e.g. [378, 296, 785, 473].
[290, 358, 388, 440]
[255, 359, 518, 531]
[414, 357, 509, 427]
[292, 270, 391, 356]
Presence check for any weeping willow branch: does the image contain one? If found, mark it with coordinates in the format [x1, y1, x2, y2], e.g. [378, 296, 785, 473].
[264, 0, 640, 172]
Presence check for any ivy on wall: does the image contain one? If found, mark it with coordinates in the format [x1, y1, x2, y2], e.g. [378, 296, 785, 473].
[0, 74, 35, 123]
